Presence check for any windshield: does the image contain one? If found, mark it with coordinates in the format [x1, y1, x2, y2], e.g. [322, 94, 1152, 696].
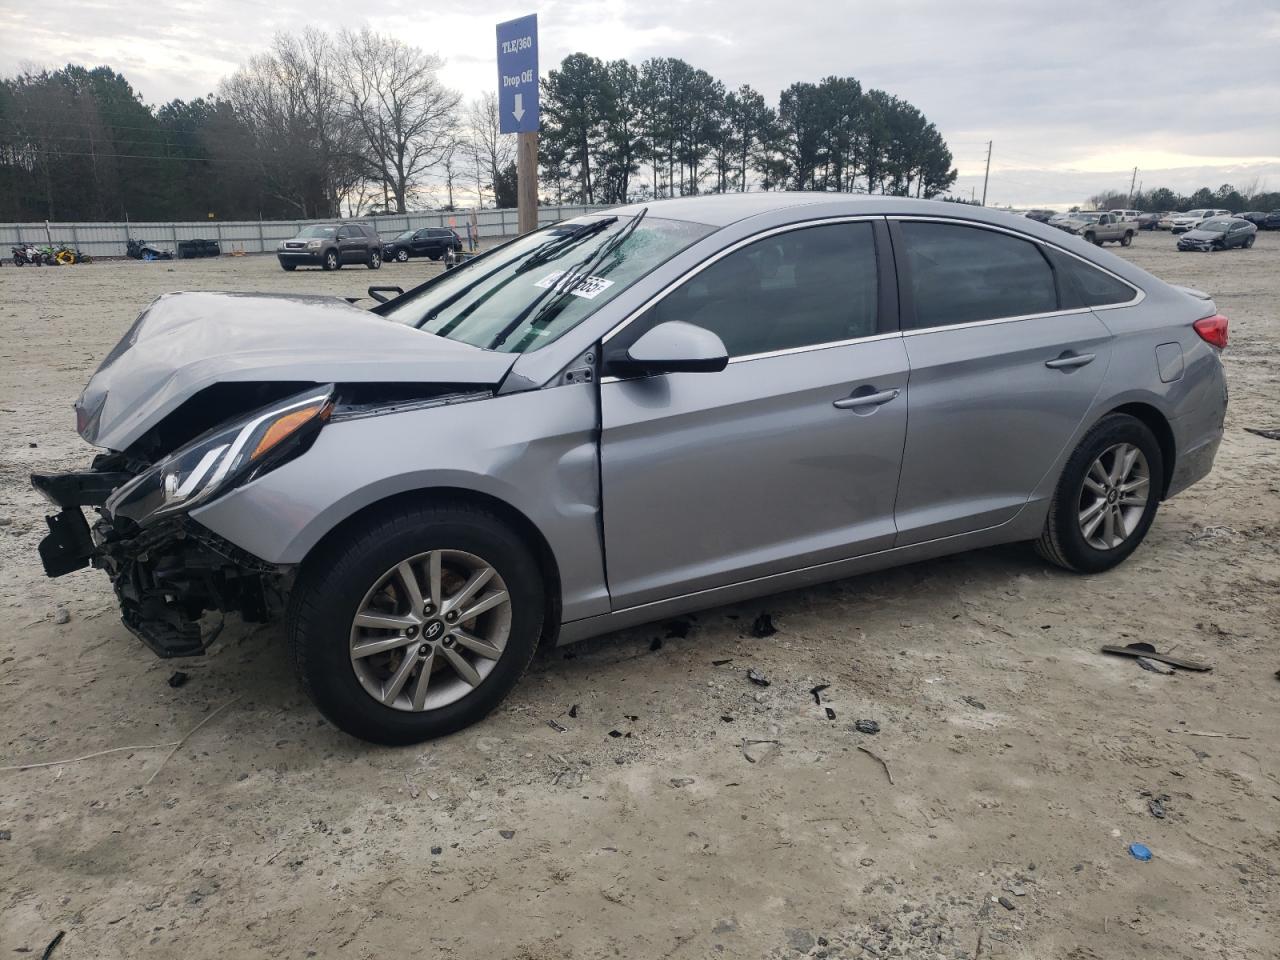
[1199, 219, 1231, 232]
[396, 230, 415, 240]
[1072, 213, 1101, 222]
[1184, 210, 1208, 218]
[383, 213, 713, 354]
[296, 225, 338, 239]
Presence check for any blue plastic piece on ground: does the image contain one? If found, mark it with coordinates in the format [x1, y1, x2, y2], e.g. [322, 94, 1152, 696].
[1129, 843, 1153, 861]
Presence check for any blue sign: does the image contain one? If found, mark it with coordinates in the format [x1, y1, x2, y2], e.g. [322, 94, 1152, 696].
[496, 14, 539, 134]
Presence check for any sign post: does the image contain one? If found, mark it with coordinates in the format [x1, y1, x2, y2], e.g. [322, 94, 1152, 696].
[496, 14, 539, 235]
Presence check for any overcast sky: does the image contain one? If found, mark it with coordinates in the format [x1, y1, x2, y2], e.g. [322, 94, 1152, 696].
[3, 0, 1279, 208]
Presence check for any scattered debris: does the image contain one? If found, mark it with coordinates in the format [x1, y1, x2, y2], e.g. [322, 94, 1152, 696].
[0, 829, 10, 840]
[431, 846, 443, 855]
[747, 668, 770, 687]
[53, 607, 70, 625]
[1179, 730, 1250, 740]
[997, 896, 1016, 911]
[751, 613, 777, 638]
[1244, 426, 1280, 440]
[856, 745, 894, 784]
[720, 715, 735, 723]
[1128, 843, 1153, 862]
[810, 683, 830, 704]
[1102, 642, 1212, 671]
[568, 704, 579, 719]
[1187, 525, 1236, 543]
[663, 617, 693, 639]
[670, 777, 694, 788]
[404, 774, 420, 800]
[167, 671, 190, 688]
[824, 707, 836, 720]
[40, 930, 65, 960]
[144, 696, 241, 786]
[711, 658, 733, 666]
[499, 830, 515, 839]
[1007, 884, 1026, 897]
[854, 719, 880, 735]
[624, 714, 638, 721]
[426, 790, 440, 802]
[961, 695, 987, 710]
[1147, 796, 1168, 819]
[1136, 657, 1174, 675]
[608, 730, 623, 738]
[546, 718, 567, 733]
[649, 637, 663, 652]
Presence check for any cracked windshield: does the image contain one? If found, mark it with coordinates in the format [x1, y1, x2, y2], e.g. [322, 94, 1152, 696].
[383, 212, 712, 353]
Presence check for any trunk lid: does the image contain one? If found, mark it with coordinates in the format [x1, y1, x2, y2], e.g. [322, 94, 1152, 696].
[78, 291, 516, 451]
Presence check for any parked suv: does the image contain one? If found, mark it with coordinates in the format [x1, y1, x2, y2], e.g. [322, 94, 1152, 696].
[277, 223, 383, 271]
[384, 228, 464, 263]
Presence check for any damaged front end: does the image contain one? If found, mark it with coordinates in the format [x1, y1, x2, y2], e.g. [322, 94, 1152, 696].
[33, 385, 336, 657]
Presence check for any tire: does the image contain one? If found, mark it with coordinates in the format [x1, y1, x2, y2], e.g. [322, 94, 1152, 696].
[395, 248, 409, 262]
[429, 252, 442, 261]
[368, 249, 382, 270]
[1244, 235, 1255, 249]
[1084, 232, 1098, 245]
[323, 249, 340, 271]
[288, 502, 545, 744]
[281, 262, 297, 271]
[1035, 413, 1163, 574]
[1120, 231, 1133, 247]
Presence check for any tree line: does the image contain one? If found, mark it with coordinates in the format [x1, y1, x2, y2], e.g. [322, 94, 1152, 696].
[1087, 182, 1280, 214]
[539, 56, 956, 204]
[0, 29, 957, 223]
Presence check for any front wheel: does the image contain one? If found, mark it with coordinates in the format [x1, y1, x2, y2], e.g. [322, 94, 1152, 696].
[288, 503, 545, 744]
[323, 250, 340, 271]
[1035, 413, 1163, 574]
[368, 249, 382, 269]
[1084, 232, 1098, 245]
[281, 262, 297, 271]
[395, 248, 409, 262]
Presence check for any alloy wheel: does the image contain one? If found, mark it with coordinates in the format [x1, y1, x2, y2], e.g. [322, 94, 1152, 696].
[397, 249, 409, 262]
[349, 550, 512, 712]
[1077, 442, 1150, 550]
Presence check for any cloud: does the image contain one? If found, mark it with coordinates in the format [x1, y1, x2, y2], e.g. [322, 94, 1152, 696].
[3, 0, 1277, 205]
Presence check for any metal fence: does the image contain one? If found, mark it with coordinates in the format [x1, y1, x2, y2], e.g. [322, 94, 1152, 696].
[0, 204, 610, 259]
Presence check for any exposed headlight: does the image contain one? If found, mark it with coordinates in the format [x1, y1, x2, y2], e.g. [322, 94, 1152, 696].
[307, 239, 323, 249]
[107, 386, 334, 527]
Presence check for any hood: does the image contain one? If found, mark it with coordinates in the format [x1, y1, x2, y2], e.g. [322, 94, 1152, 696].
[78, 291, 517, 451]
[1178, 229, 1221, 242]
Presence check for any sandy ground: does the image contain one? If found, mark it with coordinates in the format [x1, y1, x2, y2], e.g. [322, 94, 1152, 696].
[1, 233, 1277, 960]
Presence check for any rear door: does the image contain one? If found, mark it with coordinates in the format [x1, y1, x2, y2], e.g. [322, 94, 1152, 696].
[599, 219, 909, 609]
[337, 226, 362, 263]
[888, 219, 1119, 545]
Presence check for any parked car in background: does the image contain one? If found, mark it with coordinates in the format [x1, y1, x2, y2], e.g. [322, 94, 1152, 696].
[126, 238, 173, 260]
[1136, 212, 1162, 230]
[277, 223, 382, 271]
[1170, 209, 1231, 234]
[1237, 211, 1268, 227]
[1157, 213, 1179, 230]
[1110, 209, 1141, 225]
[383, 227, 463, 263]
[1052, 211, 1136, 246]
[31, 194, 1228, 743]
[1023, 209, 1056, 223]
[1176, 216, 1257, 251]
[1264, 211, 1280, 230]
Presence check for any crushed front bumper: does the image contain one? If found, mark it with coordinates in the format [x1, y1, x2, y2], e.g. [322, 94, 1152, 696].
[33, 468, 282, 658]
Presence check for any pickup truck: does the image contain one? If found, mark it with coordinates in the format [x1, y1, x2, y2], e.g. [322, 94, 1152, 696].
[1051, 210, 1136, 246]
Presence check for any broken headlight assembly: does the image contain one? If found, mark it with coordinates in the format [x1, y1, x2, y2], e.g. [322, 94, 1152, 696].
[106, 385, 335, 527]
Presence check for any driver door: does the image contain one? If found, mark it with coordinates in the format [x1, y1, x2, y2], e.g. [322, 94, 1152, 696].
[599, 219, 909, 610]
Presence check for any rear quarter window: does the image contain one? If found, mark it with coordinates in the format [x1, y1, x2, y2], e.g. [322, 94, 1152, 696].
[1044, 248, 1138, 308]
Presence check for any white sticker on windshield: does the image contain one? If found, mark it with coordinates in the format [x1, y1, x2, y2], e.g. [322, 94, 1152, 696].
[534, 271, 615, 300]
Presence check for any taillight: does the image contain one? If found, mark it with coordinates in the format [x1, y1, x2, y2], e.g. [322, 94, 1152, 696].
[1193, 314, 1229, 349]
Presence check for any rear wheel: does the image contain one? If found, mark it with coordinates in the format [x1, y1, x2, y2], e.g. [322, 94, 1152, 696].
[289, 503, 544, 744]
[1120, 231, 1133, 247]
[1035, 413, 1163, 574]
[1244, 235, 1255, 249]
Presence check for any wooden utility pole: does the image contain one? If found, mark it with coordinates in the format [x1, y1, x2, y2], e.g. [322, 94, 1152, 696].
[518, 131, 538, 234]
[1128, 167, 1138, 205]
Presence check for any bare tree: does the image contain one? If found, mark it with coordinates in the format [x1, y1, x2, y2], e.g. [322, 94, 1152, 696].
[340, 28, 460, 212]
[460, 93, 515, 208]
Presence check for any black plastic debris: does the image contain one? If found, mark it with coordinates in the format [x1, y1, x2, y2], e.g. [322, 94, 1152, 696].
[751, 613, 777, 637]
[747, 668, 770, 687]
[608, 730, 623, 738]
[825, 707, 837, 720]
[650, 637, 663, 652]
[810, 683, 830, 704]
[568, 704, 579, 718]
[0, 829, 11, 841]
[1245, 427, 1280, 440]
[547, 718, 567, 733]
[961, 695, 986, 710]
[167, 671, 190, 689]
[998, 896, 1016, 911]
[663, 617, 694, 639]
[670, 778, 694, 788]
[431, 846, 443, 855]
[625, 714, 638, 721]
[720, 715, 735, 723]
[499, 830, 515, 839]
[712, 658, 733, 666]
[854, 719, 880, 735]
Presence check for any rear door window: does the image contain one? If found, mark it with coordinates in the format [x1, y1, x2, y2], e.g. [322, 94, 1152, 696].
[896, 221, 1058, 329]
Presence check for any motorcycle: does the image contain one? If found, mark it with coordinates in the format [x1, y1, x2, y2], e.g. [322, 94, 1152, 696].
[11, 245, 44, 266]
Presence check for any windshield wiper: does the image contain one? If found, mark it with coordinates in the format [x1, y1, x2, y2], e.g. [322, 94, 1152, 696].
[487, 208, 647, 351]
[516, 217, 617, 272]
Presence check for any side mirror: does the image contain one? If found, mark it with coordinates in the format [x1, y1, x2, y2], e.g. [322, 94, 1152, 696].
[608, 321, 729, 377]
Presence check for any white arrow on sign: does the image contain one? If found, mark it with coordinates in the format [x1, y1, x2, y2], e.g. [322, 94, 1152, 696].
[512, 92, 525, 123]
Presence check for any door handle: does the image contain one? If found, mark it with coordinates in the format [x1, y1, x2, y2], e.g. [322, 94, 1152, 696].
[833, 388, 900, 410]
[1045, 353, 1096, 370]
